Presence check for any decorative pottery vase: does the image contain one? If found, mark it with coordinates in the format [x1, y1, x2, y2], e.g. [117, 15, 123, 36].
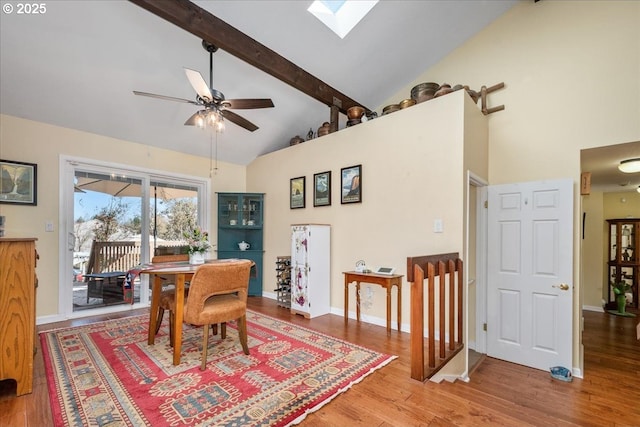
[289, 135, 304, 146]
[616, 294, 627, 314]
[434, 83, 453, 98]
[346, 106, 365, 120]
[317, 122, 330, 137]
[410, 82, 439, 103]
[189, 252, 205, 265]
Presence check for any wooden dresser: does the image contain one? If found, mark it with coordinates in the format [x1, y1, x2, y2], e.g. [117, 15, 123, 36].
[0, 237, 38, 396]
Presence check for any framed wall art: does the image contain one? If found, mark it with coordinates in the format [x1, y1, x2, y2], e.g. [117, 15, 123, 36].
[0, 159, 37, 206]
[341, 164, 361, 204]
[313, 171, 331, 207]
[290, 176, 305, 209]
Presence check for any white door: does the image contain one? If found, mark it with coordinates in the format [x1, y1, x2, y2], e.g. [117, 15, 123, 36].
[487, 179, 573, 371]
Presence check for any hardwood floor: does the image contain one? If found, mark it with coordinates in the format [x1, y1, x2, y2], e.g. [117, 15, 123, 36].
[1, 298, 638, 426]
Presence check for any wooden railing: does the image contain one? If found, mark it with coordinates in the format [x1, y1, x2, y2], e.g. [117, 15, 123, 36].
[407, 253, 464, 381]
[85, 240, 188, 275]
[86, 241, 142, 275]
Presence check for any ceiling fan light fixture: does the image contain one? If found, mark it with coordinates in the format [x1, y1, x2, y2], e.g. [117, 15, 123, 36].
[618, 158, 640, 173]
[195, 112, 205, 128]
[195, 110, 225, 132]
[216, 118, 225, 132]
[637, 186, 640, 194]
[208, 111, 217, 126]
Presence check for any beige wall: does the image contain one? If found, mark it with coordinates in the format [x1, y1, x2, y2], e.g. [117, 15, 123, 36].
[247, 92, 485, 332]
[604, 192, 640, 220]
[0, 114, 246, 317]
[581, 191, 606, 309]
[382, 0, 639, 375]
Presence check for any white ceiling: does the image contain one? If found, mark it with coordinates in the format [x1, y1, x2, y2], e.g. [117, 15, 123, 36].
[0, 0, 517, 165]
[1, 0, 637, 193]
[581, 141, 640, 194]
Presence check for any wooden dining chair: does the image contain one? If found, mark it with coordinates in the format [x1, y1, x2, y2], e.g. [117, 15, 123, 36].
[183, 259, 253, 370]
[151, 254, 189, 343]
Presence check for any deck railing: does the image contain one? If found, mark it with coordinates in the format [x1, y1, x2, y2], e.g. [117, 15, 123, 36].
[86, 241, 142, 274]
[85, 240, 187, 275]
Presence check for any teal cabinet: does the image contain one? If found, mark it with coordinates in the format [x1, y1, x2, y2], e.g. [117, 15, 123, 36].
[217, 193, 264, 295]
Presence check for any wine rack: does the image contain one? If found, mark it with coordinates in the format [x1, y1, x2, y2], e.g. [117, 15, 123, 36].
[275, 256, 291, 308]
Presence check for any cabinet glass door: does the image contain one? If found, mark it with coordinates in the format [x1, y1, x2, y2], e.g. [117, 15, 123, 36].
[610, 223, 617, 262]
[219, 194, 240, 226]
[620, 223, 635, 262]
[242, 195, 263, 227]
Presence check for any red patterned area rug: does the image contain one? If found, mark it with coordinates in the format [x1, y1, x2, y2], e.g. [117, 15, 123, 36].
[41, 310, 396, 426]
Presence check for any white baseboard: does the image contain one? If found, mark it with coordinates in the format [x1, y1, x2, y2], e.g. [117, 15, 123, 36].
[331, 307, 408, 333]
[582, 305, 604, 312]
[37, 314, 66, 325]
[262, 291, 276, 300]
[572, 367, 583, 379]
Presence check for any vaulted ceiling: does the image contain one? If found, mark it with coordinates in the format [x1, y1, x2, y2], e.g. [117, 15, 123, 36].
[0, 0, 518, 165]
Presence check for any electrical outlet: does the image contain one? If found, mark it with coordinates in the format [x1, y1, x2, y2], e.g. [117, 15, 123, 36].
[45, 221, 54, 232]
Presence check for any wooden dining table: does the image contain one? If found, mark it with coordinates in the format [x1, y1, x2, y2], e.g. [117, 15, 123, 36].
[138, 259, 244, 365]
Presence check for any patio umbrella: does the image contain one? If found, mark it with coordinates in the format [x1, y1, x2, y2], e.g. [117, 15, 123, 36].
[74, 173, 197, 199]
[74, 171, 198, 247]
[75, 172, 143, 197]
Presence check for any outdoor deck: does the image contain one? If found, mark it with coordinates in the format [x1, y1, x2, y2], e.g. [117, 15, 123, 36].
[72, 279, 141, 311]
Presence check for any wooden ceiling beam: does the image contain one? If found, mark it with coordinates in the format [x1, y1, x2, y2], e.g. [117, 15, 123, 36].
[128, 0, 370, 115]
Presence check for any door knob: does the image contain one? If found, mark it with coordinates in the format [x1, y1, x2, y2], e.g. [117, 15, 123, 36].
[552, 283, 570, 291]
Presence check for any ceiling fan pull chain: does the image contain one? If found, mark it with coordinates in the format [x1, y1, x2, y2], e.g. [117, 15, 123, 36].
[209, 47, 214, 89]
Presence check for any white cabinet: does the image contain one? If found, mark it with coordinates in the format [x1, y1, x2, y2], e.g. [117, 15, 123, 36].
[290, 224, 330, 318]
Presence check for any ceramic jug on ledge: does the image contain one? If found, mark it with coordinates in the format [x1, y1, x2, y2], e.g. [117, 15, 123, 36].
[238, 241, 250, 251]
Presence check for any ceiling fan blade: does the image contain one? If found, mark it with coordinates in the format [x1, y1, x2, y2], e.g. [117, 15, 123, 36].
[223, 98, 274, 109]
[184, 68, 213, 102]
[133, 91, 200, 105]
[220, 110, 259, 132]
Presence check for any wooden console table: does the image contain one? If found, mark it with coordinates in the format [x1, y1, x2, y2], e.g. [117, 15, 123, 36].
[343, 271, 403, 333]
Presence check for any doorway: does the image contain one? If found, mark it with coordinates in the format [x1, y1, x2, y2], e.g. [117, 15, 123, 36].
[467, 172, 488, 377]
[61, 156, 209, 317]
[580, 141, 640, 374]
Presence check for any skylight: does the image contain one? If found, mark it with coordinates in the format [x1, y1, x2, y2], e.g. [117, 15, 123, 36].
[308, 0, 378, 39]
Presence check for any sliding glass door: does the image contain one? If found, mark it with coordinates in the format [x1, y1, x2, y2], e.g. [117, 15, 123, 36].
[62, 157, 208, 317]
[73, 169, 145, 312]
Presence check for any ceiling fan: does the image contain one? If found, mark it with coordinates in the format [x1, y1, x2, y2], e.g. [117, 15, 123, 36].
[133, 40, 274, 132]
